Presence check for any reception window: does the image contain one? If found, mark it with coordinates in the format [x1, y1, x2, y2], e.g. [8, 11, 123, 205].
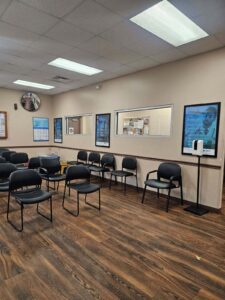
[116, 105, 172, 136]
[65, 114, 93, 135]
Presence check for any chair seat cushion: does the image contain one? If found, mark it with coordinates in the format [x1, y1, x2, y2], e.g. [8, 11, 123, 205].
[111, 170, 134, 177]
[145, 179, 176, 189]
[0, 181, 9, 192]
[68, 182, 100, 194]
[41, 174, 66, 182]
[12, 188, 52, 204]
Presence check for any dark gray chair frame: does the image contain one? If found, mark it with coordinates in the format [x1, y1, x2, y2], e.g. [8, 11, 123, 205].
[0, 163, 17, 193]
[10, 152, 29, 168]
[89, 153, 115, 181]
[62, 165, 101, 217]
[7, 169, 53, 232]
[1, 151, 16, 162]
[109, 156, 138, 194]
[142, 162, 183, 212]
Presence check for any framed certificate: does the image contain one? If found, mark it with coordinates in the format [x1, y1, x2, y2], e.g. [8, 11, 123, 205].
[0, 112, 7, 139]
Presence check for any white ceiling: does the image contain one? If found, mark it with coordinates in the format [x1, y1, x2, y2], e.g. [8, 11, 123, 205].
[0, 0, 224, 95]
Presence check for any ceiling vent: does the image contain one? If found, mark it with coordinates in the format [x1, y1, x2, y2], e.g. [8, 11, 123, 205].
[52, 75, 73, 84]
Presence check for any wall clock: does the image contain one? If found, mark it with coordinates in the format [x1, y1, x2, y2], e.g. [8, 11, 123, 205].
[21, 92, 41, 112]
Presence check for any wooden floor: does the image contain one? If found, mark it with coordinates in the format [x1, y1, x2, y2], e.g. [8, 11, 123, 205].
[0, 180, 225, 300]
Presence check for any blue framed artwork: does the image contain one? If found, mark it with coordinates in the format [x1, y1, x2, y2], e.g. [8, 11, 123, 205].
[182, 102, 221, 157]
[33, 117, 49, 142]
[95, 113, 111, 148]
[54, 117, 63, 143]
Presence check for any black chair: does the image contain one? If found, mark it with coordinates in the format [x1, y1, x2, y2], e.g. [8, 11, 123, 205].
[62, 165, 101, 217]
[110, 156, 138, 194]
[142, 162, 183, 212]
[1, 151, 16, 162]
[40, 157, 66, 191]
[7, 169, 53, 232]
[89, 153, 115, 180]
[28, 157, 41, 170]
[10, 152, 29, 168]
[0, 157, 6, 163]
[86, 152, 101, 167]
[0, 148, 9, 156]
[0, 163, 17, 193]
[67, 150, 88, 166]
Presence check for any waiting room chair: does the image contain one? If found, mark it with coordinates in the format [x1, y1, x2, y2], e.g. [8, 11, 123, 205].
[0, 157, 6, 163]
[0, 148, 9, 156]
[1, 151, 16, 162]
[110, 156, 138, 194]
[62, 165, 101, 217]
[89, 153, 115, 180]
[142, 162, 183, 212]
[7, 169, 53, 232]
[10, 152, 29, 168]
[86, 152, 101, 167]
[28, 157, 41, 170]
[0, 163, 17, 194]
[40, 157, 66, 191]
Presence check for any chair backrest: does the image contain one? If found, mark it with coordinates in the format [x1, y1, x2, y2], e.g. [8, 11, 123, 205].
[0, 157, 6, 163]
[158, 163, 181, 180]
[1, 151, 16, 161]
[122, 156, 137, 171]
[77, 150, 88, 163]
[40, 157, 61, 174]
[66, 165, 90, 181]
[101, 154, 115, 169]
[28, 157, 40, 169]
[0, 163, 17, 180]
[88, 152, 100, 165]
[0, 148, 9, 156]
[10, 152, 29, 164]
[9, 169, 42, 191]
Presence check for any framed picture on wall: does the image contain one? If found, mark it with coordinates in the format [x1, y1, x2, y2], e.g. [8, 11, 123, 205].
[0, 111, 7, 139]
[54, 117, 63, 143]
[95, 113, 111, 147]
[182, 102, 221, 157]
[33, 117, 49, 142]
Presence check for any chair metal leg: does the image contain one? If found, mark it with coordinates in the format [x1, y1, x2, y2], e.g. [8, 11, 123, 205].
[157, 189, 159, 198]
[62, 191, 79, 217]
[180, 183, 184, 206]
[37, 196, 53, 222]
[109, 173, 112, 189]
[85, 189, 101, 211]
[57, 181, 60, 191]
[136, 175, 139, 193]
[62, 183, 67, 207]
[142, 185, 147, 203]
[7, 193, 24, 232]
[124, 176, 127, 195]
[166, 189, 171, 212]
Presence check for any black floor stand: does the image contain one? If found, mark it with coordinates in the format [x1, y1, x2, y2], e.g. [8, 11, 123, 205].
[184, 155, 209, 216]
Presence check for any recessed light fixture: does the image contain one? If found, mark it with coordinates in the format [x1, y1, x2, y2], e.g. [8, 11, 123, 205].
[13, 80, 55, 90]
[48, 58, 103, 76]
[130, 0, 208, 47]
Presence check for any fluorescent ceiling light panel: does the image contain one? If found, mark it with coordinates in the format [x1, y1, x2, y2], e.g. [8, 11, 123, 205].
[130, 0, 208, 46]
[13, 80, 54, 90]
[48, 58, 103, 76]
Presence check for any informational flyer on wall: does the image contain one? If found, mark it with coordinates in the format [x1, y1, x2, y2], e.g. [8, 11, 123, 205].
[95, 113, 111, 147]
[182, 102, 221, 157]
[33, 117, 49, 141]
[0, 112, 7, 139]
[54, 118, 63, 143]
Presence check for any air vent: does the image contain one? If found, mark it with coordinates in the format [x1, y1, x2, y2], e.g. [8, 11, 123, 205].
[52, 75, 73, 84]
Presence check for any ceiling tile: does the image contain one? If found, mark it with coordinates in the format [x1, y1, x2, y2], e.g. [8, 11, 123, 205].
[62, 47, 101, 66]
[127, 57, 159, 71]
[95, 0, 158, 18]
[178, 36, 223, 56]
[214, 31, 225, 46]
[2, 0, 59, 34]
[45, 21, 93, 47]
[19, 0, 84, 18]
[0, 0, 12, 16]
[151, 48, 187, 64]
[65, 0, 123, 35]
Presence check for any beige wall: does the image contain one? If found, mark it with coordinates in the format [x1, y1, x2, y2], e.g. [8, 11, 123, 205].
[52, 47, 225, 209]
[0, 88, 52, 156]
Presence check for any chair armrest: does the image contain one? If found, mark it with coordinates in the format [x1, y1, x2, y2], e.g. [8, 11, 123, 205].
[146, 170, 157, 180]
[169, 175, 181, 186]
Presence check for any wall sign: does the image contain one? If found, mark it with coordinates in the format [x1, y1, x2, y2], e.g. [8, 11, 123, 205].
[33, 117, 49, 142]
[54, 118, 63, 143]
[0, 111, 7, 139]
[95, 113, 111, 148]
[182, 102, 221, 157]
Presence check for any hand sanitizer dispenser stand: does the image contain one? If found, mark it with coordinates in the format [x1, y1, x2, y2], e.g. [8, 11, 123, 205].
[184, 140, 209, 215]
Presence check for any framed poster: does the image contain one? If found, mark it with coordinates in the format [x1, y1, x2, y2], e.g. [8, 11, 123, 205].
[54, 118, 63, 143]
[95, 113, 111, 147]
[0, 112, 7, 139]
[33, 117, 49, 142]
[182, 102, 221, 157]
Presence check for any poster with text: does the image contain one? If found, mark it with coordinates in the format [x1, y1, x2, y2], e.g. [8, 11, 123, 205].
[182, 102, 220, 157]
[54, 118, 63, 143]
[95, 113, 111, 147]
[33, 117, 49, 142]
